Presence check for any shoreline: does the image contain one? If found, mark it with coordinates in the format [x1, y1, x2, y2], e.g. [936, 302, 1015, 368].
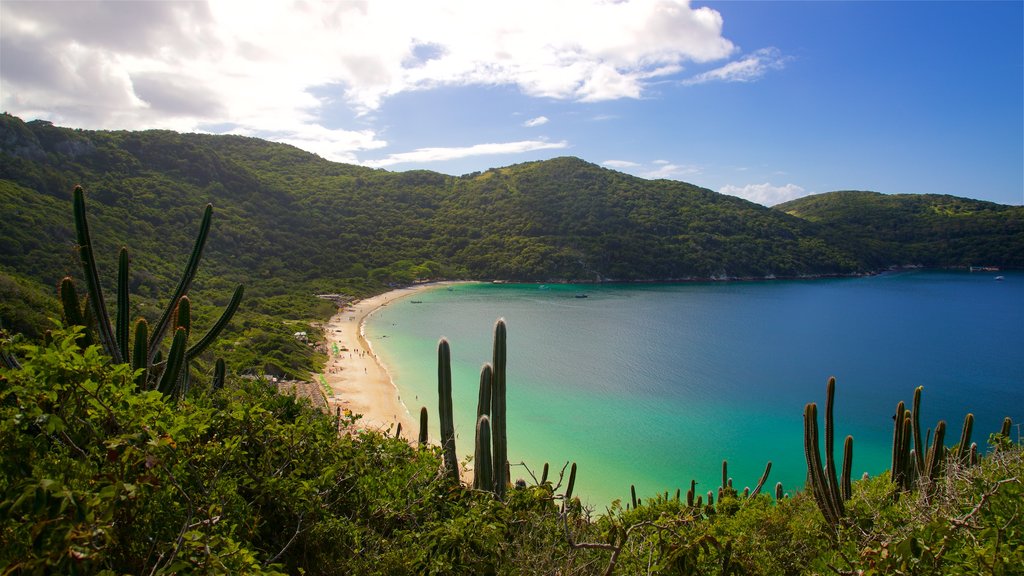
[320, 281, 468, 439]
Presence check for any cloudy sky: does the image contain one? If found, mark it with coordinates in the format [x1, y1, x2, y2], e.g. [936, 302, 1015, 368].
[2, 1, 1021, 206]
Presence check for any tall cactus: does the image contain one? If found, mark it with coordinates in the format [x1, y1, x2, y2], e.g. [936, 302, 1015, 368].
[474, 415, 494, 491]
[437, 338, 459, 483]
[66, 186, 242, 397]
[911, 386, 925, 475]
[491, 318, 508, 499]
[751, 462, 772, 497]
[803, 377, 852, 530]
[956, 413, 974, 464]
[418, 406, 429, 446]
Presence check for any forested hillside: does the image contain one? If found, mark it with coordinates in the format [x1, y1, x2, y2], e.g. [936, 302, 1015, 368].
[776, 191, 1024, 269]
[2, 113, 1022, 375]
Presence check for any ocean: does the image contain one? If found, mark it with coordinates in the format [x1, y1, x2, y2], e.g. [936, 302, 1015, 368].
[364, 270, 1023, 506]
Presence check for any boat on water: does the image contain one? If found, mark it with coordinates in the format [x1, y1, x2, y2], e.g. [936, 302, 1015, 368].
[410, 300, 423, 304]
[574, 293, 588, 299]
[995, 276, 1005, 281]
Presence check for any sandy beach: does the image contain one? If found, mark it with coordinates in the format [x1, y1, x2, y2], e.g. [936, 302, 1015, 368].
[320, 282, 462, 439]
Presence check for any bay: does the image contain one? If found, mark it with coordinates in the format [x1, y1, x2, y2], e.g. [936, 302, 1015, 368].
[364, 270, 1024, 506]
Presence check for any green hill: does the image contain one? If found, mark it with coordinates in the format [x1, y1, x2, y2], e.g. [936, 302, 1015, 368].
[2, 113, 1022, 375]
[775, 191, 1024, 269]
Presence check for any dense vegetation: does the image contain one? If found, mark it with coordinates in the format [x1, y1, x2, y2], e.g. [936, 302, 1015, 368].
[2, 328, 1021, 575]
[776, 191, 1024, 269]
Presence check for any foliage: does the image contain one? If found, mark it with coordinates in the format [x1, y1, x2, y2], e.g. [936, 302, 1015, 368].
[776, 190, 1024, 269]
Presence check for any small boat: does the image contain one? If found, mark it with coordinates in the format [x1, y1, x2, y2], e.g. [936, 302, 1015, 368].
[995, 276, 1005, 281]
[410, 300, 423, 304]
[574, 293, 588, 299]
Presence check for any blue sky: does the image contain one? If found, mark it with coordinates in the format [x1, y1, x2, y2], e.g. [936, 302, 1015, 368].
[2, 1, 1021, 206]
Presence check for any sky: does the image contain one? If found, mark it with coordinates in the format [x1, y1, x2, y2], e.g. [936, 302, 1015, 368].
[1, 1, 1021, 206]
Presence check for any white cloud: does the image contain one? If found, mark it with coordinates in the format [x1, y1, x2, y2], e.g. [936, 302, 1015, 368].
[602, 159, 641, 169]
[364, 139, 569, 168]
[0, 0, 738, 164]
[641, 162, 701, 179]
[523, 116, 549, 127]
[719, 182, 808, 205]
[683, 47, 788, 85]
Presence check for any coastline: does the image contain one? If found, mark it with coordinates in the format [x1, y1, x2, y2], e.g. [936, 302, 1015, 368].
[320, 281, 466, 439]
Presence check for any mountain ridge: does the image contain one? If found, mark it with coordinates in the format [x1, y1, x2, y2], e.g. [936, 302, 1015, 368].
[2, 113, 1021, 296]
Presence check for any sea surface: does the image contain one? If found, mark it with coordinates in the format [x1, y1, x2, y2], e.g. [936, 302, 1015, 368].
[364, 270, 1023, 506]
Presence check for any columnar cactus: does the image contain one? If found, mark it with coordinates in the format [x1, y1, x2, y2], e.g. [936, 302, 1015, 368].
[64, 186, 242, 398]
[474, 415, 493, 491]
[802, 377, 852, 530]
[956, 413, 974, 464]
[751, 462, 772, 497]
[491, 319, 508, 499]
[437, 338, 459, 483]
[418, 406, 429, 446]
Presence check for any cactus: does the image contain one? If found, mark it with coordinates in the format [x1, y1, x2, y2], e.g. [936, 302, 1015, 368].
[418, 406, 429, 446]
[891, 400, 909, 489]
[721, 460, 728, 493]
[630, 484, 638, 509]
[473, 414, 493, 490]
[1000, 416, 1013, 439]
[841, 436, 853, 501]
[803, 377, 854, 529]
[157, 328, 187, 396]
[823, 377, 845, 516]
[541, 462, 549, 485]
[775, 482, 784, 501]
[477, 363, 492, 418]
[474, 415, 493, 491]
[131, 318, 149, 388]
[491, 319, 508, 499]
[925, 420, 947, 484]
[59, 277, 92, 348]
[116, 247, 130, 363]
[65, 186, 242, 398]
[437, 338, 458, 483]
[912, 386, 925, 475]
[956, 413, 974, 464]
[212, 358, 226, 390]
[686, 487, 694, 507]
[751, 461, 772, 497]
[564, 462, 577, 506]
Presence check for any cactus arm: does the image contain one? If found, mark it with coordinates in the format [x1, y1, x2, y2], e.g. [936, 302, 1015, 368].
[212, 358, 226, 390]
[841, 435, 853, 501]
[564, 462, 577, 504]
[804, 403, 840, 527]
[823, 377, 845, 516]
[186, 284, 244, 360]
[477, 363, 492, 419]
[437, 338, 458, 482]
[912, 386, 925, 474]
[73, 187, 121, 363]
[147, 204, 212, 362]
[751, 461, 772, 496]
[59, 277, 95, 348]
[132, 318, 149, 389]
[116, 247, 130, 363]
[418, 407, 429, 446]
[891, 400, 906, 486]
[157, 327, 187, 397]
[474, 415, 493, 492]
[957, 413, 974, 464]
[491, 318, 508, 499]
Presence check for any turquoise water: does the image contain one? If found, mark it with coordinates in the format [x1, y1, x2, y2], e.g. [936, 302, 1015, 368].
[365, 271, 1024, 506]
